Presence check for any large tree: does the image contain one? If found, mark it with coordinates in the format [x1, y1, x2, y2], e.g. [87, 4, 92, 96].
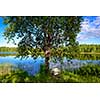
[2, 16, 83, 73]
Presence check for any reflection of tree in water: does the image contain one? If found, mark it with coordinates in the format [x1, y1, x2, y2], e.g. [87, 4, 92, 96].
[0, 52, 16, 57]
[0, 54, 16, 57]
[68, 54, 100, 60]
[79, 54, 100, 60]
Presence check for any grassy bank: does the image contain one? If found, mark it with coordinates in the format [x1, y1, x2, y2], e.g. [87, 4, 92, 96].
[0, 64, 100, 83]
[0, 63, 14, 75]
[80, 52, 100, 54]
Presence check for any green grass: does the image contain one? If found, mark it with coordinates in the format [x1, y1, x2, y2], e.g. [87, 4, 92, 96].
[0, 64, 100, 83]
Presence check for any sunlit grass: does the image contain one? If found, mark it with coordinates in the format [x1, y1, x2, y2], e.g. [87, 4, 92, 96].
[0, 63, 14, 75]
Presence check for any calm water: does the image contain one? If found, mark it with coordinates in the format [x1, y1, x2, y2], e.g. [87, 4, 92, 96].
[0, 55, 44, 75]
[0, 52, 100, 75]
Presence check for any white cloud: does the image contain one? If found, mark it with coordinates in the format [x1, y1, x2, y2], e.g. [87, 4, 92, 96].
[81, 18, 90, 32]
[77, 16, 100, 41]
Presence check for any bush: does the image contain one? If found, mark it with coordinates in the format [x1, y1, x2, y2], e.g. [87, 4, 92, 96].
[74, 64, 100, 77]
[61, 70, 83, 82]
[1, 68, 34, 83]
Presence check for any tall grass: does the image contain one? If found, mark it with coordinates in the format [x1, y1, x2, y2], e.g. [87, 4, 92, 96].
[0, 63, 14, 75]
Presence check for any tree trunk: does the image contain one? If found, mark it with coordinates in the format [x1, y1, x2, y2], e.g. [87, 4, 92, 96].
[45, 49, 50, 74]
[45, 56, 49, 73]
[43, 30, 51, 74]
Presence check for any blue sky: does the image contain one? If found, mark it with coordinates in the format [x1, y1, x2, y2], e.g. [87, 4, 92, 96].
[0, 16, 100, 47]
[77, 16, 100, 44]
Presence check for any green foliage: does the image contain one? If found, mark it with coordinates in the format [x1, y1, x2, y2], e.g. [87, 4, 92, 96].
[74, 64, 100, 77]
[0, 68, 100, 83]
[33, 68, 100, 83]
[2, 16, 83, 59]
[50, 45, 79, 59]
[61, 71, 82, 82]
[39, 64, 47, 75]
[76, 54, 100, 60]
[1, 63, 100, 83]
[1, 69, 33, 83]
[79, 44, 100, 53]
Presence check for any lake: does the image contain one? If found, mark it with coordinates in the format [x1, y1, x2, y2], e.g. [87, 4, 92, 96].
[0, 52, 100, 75]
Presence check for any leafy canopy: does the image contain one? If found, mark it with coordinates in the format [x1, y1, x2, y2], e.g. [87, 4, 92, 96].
[3, 16, 83, 58]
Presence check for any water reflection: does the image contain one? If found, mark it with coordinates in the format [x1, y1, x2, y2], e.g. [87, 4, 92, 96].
[0, 52, 100, 75]
[0, 52, 16, 57]
[49, 58, 100, 71]
[0, 56, 44, 75]
[72, 54, 100, 60]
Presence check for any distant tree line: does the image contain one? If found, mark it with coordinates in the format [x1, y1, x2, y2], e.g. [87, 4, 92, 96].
[0, 47, 17, 52]
[79, 44, 100, 53]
